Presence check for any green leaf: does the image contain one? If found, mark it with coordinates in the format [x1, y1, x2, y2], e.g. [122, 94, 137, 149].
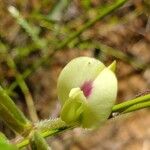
[82, 68, 117, 128]
[0, 86, 32, 134]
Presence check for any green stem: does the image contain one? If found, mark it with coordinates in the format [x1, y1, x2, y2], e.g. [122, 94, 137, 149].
[6, 55, 39, 122]
[8, 6, 47, 50]
[16, 127, 68, 149]
[77, 40, 148, 70]
[8, 0, 129, 93]
[0, 39, 39, 122]
[56, 0, 128, 49]
[15, 118, 71, 149]
[96, 43, 149, 70]
[121, 101, 150, 114]
[14, 93, 150, 149]
[112, 93, 150, 112]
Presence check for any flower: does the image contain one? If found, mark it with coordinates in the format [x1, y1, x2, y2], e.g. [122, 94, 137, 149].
[57, 57, 117, 128]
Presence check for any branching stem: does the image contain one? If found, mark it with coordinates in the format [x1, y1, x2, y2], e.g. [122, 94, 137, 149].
[8, 0, 129, 93]
[15, 93, 150, 149]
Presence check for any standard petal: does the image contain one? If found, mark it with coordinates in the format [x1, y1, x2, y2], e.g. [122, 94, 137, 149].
[57, 57, 105, 104]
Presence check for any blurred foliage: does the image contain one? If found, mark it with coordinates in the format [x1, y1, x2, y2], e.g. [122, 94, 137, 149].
[0, 0, 149, 149]
[0, 132, 18, 150]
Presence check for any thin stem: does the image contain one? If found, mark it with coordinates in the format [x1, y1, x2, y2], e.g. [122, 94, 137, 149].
[16, 127, 70, 149]
[8, 0, 129, 93]
[56, 0, 128, 50]
[16, 74, 39, 122]
[8, 6, 47, 50]
[14, 93, 150, 149]
[93, 42, 148, 70]
[6, 55, 39, 122]
[112, 93, 150, 112]
[15, 118, 71, 149]
[7, 55, 49, 95]
[76, 40, 148, 70]
[121, 101, 150, 114]
[0, 39, 39, 122]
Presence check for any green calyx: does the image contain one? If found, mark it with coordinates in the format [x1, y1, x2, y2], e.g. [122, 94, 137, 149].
[30, 131, 51, 150]
[61, 88, 87, 125]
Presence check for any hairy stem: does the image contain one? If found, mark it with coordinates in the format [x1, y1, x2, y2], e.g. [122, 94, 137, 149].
[14, 93, 150, 149]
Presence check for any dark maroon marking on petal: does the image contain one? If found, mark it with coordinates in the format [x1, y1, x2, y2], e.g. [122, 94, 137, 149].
[81, 81, 93, 98]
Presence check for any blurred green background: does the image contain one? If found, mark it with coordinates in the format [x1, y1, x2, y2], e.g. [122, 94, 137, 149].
[0, 0, 150, 149]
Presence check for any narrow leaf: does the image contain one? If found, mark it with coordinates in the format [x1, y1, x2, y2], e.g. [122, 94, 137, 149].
[0, 132, 18, 150]
[0, 86, 32, 134]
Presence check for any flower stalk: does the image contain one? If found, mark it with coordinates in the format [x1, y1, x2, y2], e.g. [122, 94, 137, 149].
[112, 93, 150, 113]
[14, 57, 150, 149]
[13, 93, 150, 149]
